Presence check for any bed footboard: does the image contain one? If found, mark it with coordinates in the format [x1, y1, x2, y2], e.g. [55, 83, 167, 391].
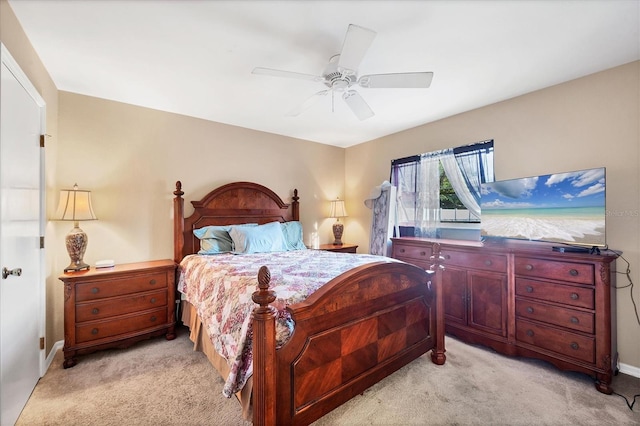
[252, 246, 445, 426]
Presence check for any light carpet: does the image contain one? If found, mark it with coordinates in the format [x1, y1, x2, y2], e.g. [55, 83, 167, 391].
[17, 327, 639, 425]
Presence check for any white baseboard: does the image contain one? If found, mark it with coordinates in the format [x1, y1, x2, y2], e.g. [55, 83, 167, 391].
[44, 340, 64, 373]
[619, 362, 640, 378]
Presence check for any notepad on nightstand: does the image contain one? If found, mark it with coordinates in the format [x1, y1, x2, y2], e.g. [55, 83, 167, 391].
[95, 259, 115, 268]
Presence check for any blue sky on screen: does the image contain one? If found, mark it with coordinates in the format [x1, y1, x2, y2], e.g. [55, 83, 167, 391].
[481, 168, 605, 210]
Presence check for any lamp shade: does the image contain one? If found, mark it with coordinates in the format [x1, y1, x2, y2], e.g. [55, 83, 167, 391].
[54, 184, 97, 222]
[329, 199, 347, 218]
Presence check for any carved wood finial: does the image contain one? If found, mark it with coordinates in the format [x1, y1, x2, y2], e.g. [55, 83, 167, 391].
[174, 181, 184, 198]
[291, 189, 300, 221]
[253, 266, 276, 307]
[430, 242, 445, 271]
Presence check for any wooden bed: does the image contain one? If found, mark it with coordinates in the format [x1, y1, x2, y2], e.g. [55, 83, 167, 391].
[173, 181, 446, 425]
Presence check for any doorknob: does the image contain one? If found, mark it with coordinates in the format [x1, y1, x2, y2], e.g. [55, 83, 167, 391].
[2, 267, 22, 279]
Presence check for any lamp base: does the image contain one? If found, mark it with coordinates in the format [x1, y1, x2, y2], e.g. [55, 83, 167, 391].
[332, 222, 344, 246]
[64, 225, 90, 273]
[64, 262, 90, 273]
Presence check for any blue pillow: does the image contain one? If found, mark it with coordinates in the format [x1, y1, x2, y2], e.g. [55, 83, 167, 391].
[193, 224, 256, 254]
[280, 221, 307, 251]
[229, 221, 286, 254]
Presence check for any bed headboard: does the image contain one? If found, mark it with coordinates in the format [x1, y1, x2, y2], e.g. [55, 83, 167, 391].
[173, 181, 299, 262]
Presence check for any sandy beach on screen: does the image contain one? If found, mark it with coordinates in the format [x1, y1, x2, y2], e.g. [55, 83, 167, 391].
[481, 215, 605, 245]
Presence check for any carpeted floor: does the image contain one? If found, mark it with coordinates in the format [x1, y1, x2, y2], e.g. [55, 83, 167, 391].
[17, 326, 639, 425]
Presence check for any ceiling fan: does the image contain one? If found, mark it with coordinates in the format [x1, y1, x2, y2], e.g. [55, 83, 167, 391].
[252, 24, 433, 121]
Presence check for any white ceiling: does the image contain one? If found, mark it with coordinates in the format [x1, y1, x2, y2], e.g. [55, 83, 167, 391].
[8, 0, 640, 148]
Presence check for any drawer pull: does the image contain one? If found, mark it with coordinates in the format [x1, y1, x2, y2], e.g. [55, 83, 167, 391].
[150, 298, 157, 304]
[570, 316, 579, 324]
[420, 251, 426, 256]
[525, 264, 533, 271]
[525, 285, 534, 293]
[149, 279, 157, 285]
[484, 260, 492, 266]
[91, 287, 99, 294]
[569, 269, 579, 277]
[399, 249, 405, 253]
[570, 342, 579, 350]
[91, 328, 99, 335]
[526, 307, 534, 314]
[444, 254, 450, 260]
[150, 316, 157, 322]
[526, 329, 534, 337]
[570, 293, 579, 300]
[91, 308, 99, 315]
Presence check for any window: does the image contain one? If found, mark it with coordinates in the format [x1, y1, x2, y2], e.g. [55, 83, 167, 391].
[390, 140, 494, 240]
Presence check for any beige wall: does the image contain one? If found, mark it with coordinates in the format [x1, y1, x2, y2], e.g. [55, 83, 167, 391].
[1, 0, 60, 355]
[346, 61, 640, 370]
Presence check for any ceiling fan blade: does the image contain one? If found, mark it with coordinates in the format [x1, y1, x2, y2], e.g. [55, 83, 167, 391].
[252, 67, 322, 82]
[358, 72, 434, 88]
[342, 90, 374, 121]
[286, 90, 330, 116]
[337, 24, 376, 74]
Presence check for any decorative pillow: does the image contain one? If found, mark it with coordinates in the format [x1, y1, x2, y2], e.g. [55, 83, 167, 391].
[229, 221, 287, 254]
[280, 221, 307, 251]
[193, 224, 256, 254]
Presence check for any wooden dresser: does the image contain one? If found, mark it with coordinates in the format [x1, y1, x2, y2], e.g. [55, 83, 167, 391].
[59, 259, 177, 368]
[391, 237, 619, 394]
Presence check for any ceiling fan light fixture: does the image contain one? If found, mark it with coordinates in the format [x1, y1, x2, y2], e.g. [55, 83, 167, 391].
[252, 23, 433, 119]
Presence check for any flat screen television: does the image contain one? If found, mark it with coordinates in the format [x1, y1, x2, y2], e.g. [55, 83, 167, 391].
[480, 167, 606, 248]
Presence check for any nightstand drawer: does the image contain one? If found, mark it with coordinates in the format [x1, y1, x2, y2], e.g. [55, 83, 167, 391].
[75, 307, 168, 343]
[76, 290, 167, 322]
[516, 318, 594, 364]
[76, 272, 168, 301]
[515, 298, 594, 333]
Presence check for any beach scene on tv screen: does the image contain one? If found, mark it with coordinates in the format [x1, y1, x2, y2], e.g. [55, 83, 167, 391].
[480, 167, 606, 246]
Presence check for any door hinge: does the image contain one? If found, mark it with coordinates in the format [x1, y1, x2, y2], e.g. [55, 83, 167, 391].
[40, 236, 45, 249]
[39, 337, 45, 350]
[40, 134, 45, 148]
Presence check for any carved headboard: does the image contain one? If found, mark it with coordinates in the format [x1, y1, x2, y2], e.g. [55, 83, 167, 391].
[173, 181, 299, 263]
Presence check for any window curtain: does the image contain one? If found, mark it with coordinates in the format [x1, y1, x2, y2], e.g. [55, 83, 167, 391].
[390, 140, 494, 239]
[415, 151, 441, 237]
[390, 157, 419, 232]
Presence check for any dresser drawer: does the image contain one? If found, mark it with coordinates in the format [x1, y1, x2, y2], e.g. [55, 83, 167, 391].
[515, 278, 594, 309]
[75, 308, 168, 343]
[515, 257, 594, 285]
[515, 298, 594, 333]
[75, 272, 168, 301]
[441, 249, 507, 273]
[75, 290, 167, 322]
[393, 243, 432, 266]
[516, 319, 594, 364]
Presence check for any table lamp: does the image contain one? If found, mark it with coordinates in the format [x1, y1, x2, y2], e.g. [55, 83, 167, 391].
[55, 184, 97, 272]
[329, 198, 347, 245]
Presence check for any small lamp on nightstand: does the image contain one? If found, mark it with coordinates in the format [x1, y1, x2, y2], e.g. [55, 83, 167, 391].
[329, 198, 347, 246]
[54, 184, 97, 272]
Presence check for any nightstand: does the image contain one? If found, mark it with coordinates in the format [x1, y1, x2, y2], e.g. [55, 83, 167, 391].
[58, 259, 177, 368]
[317, 243, 358, 253]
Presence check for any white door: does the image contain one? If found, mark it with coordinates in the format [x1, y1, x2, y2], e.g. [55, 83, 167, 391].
[0, 44, 45, 426]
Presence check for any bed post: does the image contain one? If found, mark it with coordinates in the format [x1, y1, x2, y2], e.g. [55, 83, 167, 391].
[173, 181, 185, 264]
[430, 242, 447, 365]
[251, 266, 278, 426]
[291, 188, 299, 221]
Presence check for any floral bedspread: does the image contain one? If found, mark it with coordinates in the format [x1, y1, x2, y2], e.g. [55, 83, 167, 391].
[177, 249, 389, 397]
